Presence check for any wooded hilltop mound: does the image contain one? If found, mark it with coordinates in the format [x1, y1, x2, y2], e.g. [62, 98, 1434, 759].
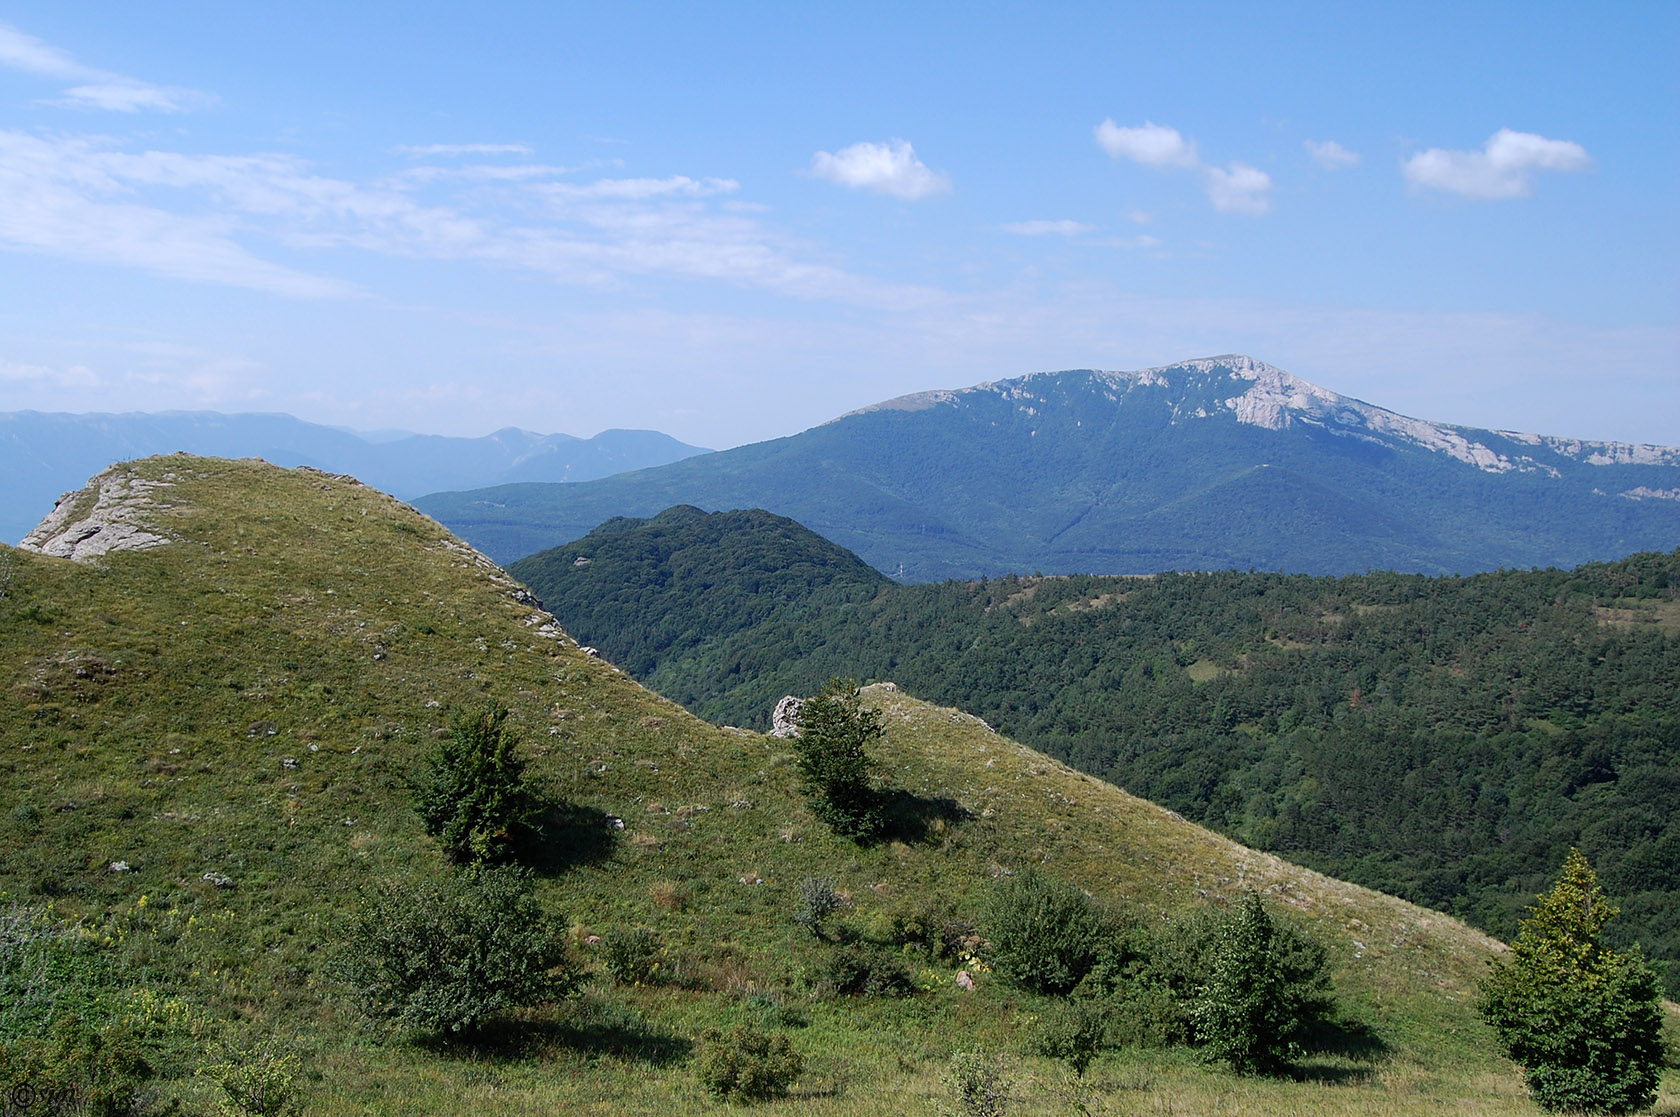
[6, 456, 1673, 1112]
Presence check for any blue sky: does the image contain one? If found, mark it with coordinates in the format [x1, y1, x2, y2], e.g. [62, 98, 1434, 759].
[1, 1, 1675, 448]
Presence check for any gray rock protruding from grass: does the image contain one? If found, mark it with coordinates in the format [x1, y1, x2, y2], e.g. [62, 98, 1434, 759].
[20, 464, 176, 561]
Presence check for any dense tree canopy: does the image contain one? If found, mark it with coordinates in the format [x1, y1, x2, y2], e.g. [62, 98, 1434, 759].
[518, 515, 1680, 994]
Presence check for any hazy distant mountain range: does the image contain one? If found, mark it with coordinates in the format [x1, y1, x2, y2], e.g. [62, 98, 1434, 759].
[418, 355, 1680, 580]
[0, 410, 709, 544]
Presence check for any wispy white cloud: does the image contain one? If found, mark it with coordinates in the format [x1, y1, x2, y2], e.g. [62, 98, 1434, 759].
[810, 139, 951, 200]
[395, 143, 535, 157]
[1094, 120, 1199, 168]
[53, 82, 212, 113]
[542, 175, 738, 201]
[1403, 129, 1590, 199]
[1001, 219, 1093, 236]
[0, 21, 211, 112]
[0, 129, 929, 307]
[1204, 161, 1272, 214]
[0, 22, 91, 77]
[390, 162, 576, 186]
[0, 132, 360, 297]
[1096, 119, 1270, 215]
[1305, 139, 1359, 169]
[0, 355, 98, 389]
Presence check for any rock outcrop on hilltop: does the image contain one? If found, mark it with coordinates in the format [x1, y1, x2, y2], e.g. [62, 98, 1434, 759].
[20, 463, 177, 561]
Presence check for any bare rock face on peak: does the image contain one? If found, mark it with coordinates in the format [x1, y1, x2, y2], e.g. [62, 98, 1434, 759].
[20, 464, 177, 561]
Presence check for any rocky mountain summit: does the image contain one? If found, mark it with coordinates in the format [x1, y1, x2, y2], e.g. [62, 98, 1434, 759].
[859, 354, 1680, 481]
[422, 355, 1680, 580]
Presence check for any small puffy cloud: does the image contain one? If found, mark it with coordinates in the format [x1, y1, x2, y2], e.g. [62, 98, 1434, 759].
[1096, 120, 1268, 216]
[0, 20, 210, 113]
[1094, 120, 1199, 169]
[810, 139, 951, 200]
[1305, 139, 1359, 169]
[1000, 219, 1093, 236]
[1205, 161, 1272, 214]
[1403, 128, 1591, 199]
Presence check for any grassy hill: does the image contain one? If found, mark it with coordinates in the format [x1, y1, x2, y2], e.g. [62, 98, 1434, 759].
[513, 508, 1680, 996]
[1, 457, 1674, 1114]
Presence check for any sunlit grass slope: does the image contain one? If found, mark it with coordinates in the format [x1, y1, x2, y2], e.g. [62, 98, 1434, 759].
[0, 456, 1672, 1115]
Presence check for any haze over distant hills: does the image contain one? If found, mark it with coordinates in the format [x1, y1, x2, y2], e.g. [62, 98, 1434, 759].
[0, 410, 710, 545]
[420, 355, 1680, 580]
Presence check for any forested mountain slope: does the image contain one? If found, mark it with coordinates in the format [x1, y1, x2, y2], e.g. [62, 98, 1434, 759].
[423, 355, 1680, 578]
[516, 509, 1680, 994]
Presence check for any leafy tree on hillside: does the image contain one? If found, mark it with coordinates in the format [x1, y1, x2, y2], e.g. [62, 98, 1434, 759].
[1191, 890, 1335, 1074]
[1478, 850, 1665, 1114]
[791, 679, 885, 840]
[411, 704, 540, 864]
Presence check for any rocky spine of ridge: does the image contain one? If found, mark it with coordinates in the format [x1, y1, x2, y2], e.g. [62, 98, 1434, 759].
[851, 354, 1680, 478]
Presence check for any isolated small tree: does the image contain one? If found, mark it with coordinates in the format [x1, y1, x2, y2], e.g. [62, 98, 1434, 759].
[1191, 890, 1334, 1074]
[1479, 849, 1664, 1114]
[411, 703, 539, 864]
[981, 867, 1106, 995]
[793, 877, 843, 940]
[941, 1049, 1013, 1117]
[337, 866, 577, 1035]
[791, 679, 884, 840]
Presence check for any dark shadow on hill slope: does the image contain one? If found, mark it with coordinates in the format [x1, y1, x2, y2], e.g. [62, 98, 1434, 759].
[419, 1000, 690, 1066]
[1284, 1015, 1391, 1084]
[871, 788, 970, 845]
[521, 801, 619, 875]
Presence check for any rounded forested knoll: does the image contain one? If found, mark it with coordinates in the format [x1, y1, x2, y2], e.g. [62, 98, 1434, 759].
[508, 505, 893, 685]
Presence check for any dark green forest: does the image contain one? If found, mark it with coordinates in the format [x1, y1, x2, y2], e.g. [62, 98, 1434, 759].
[512, 511, 1680, 994]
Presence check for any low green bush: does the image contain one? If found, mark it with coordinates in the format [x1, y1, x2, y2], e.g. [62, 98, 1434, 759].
[0, 1014, 169, 1117]
[335, 866, 578, 1036]
[810, 943, 914, 998]
[940, 1049, 1012, 1117]
[601, 928, 665, 987]
[694, 1024, 802, 1102]
[981, 868, 1106, 995]
[199, 1041, 303, 1117]
[1025, 1000, 1106, 1077]
[792, 877, 843, 940]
